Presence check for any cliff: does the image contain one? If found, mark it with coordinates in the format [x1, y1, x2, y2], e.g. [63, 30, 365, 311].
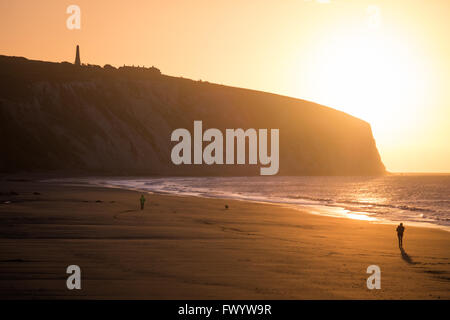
[0, 55, 385, 175]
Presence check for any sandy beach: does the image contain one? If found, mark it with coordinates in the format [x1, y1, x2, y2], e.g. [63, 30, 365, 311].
[0, 178, 448, 299]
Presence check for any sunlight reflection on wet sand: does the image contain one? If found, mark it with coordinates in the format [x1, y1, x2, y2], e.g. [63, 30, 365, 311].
[308, 206, 379, 222]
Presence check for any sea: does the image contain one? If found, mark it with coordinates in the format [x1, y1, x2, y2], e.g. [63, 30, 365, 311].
[84, 175, 450, 231]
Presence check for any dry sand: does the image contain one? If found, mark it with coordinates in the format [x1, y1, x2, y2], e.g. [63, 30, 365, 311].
[0, 179, 448, 299]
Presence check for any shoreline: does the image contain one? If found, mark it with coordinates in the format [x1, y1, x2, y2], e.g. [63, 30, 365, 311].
[0, 178, 449, 299]
[103, 183, 450, 232]
[51, 177, 450, 233]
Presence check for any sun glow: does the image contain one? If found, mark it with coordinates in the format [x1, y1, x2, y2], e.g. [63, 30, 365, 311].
[318, 35, 425, 120]
[296, 28, 432, 135]
[287, 12, 438, 172]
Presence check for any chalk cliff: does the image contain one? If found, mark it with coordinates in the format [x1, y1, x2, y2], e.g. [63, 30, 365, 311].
[0, 55, 385, 175]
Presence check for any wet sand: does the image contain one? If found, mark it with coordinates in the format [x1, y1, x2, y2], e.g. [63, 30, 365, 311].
[0, 179, 448, 299]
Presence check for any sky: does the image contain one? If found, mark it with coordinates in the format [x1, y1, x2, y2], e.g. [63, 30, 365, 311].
[0, 0, 449, 172]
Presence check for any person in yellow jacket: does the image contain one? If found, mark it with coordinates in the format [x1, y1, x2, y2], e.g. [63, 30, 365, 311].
[140, 194, 146, 210]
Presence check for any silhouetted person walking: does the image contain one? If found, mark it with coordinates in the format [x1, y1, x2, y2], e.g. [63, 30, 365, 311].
[140, 194, 146, 210]
[396, 223, 405, 247]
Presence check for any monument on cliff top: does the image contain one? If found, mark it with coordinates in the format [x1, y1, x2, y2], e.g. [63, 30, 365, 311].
[74, 45, 81, 66]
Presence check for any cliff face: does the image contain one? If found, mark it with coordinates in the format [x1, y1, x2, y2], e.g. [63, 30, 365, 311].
[0, 55, 385, 175]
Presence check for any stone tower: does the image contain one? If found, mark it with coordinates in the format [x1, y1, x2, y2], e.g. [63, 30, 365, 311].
[74, 45, 81, 66]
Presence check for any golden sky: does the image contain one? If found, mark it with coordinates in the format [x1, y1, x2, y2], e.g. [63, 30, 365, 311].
[1, 0, 449, 172]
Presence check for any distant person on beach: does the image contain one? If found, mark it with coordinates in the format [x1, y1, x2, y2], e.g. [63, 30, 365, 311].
[140, 194, 146, 210]
[396, 223, 405, 247]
